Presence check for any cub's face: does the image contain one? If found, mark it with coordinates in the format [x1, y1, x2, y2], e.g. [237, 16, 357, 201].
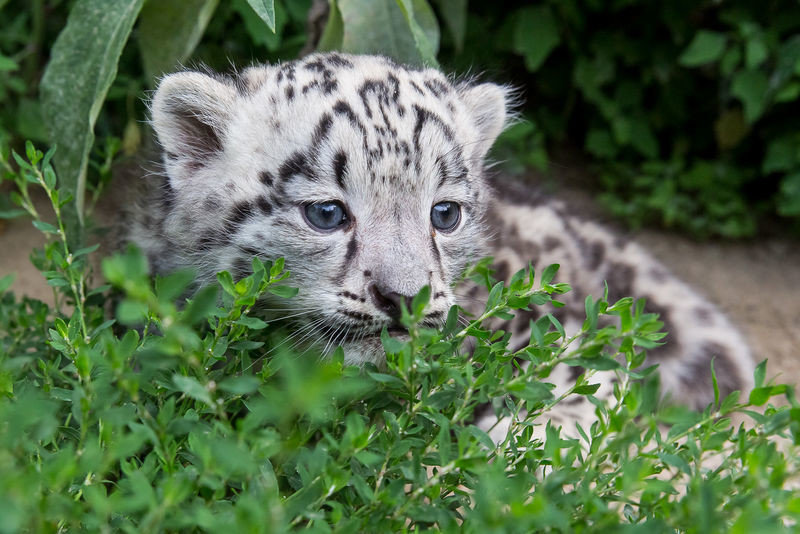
[149, 53, 508, 365]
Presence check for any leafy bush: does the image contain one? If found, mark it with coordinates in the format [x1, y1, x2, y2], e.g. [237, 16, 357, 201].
[447, 0, 800, 237]
[2, 144, 800, 531]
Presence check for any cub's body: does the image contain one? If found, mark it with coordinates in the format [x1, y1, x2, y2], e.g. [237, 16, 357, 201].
[129, 53, 753, 430]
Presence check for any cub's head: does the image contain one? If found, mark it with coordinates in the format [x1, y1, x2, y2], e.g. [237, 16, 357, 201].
[147, 53, 508, 365]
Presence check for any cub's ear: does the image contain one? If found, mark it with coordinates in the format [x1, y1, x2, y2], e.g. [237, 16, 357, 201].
[151, 71, 238, 171]
[458, 82, 510, 160]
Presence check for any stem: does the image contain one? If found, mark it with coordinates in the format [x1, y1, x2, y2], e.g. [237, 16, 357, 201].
[31, 164, 89, 341]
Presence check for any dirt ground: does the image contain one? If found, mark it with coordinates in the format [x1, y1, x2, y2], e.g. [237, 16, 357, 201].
[1, 180, 798, 387]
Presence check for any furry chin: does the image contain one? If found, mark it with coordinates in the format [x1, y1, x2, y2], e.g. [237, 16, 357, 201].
[337, 333, 410, 367]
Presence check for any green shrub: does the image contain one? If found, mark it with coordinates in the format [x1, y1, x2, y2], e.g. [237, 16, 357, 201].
[2, 144, 799, 531]
[448, 0, 800, 237]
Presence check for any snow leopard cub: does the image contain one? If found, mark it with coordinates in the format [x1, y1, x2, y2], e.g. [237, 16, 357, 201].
[129, 52, 753, 429]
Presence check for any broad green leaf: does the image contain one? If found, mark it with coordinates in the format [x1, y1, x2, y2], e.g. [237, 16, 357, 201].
[745, 37, 768, 69]
[513, 6, 560, 72]
[432, 0, 466, 52]
[337, 0, 439, 66]
[679, 30, 727, 66]
[731, 69, 769, 122]
[235, 0, 287, 51]
[138, 0, 219, 85]
[317, 0, 345, 51]
[245, 0, 276, 32]
[40, 0, 145, 241]
[395, 0, 440, 67]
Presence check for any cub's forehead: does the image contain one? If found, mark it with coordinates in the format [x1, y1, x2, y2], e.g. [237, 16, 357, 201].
[241, 53, 462, 118]
[224, 53, 480, 194]
[234, 53, 471, 152]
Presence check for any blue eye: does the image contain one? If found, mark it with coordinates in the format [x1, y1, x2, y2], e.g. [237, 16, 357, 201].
[431, 201, 460, 232]
[303, 201, 349, 231]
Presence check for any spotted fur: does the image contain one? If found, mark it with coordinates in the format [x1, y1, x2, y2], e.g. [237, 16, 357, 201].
[128, 53, 753, 434]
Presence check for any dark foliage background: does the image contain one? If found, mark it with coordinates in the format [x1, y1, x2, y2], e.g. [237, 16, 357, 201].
[2, 0, 799, 237]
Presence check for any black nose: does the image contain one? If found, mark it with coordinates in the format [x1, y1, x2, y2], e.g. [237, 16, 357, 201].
[368, 283, 412, 318]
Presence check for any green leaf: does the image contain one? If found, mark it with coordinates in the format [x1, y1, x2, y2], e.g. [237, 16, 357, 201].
[0, 273, 14, 294]
[573, 384, 600, 395]
[217, 271, 236, 296]
[485, 281, 504, 311]
[336, 0, 438, 66]
[566, 357, 621, 371]
[586, 129, 618, 159]
[411, 284, 430, 316]
[745, 37, 769, 69]
[731, 69, 769, 122]
[218, 376, 261, 394]
[245, 0, 276, 32]
[268, 285, 299, 299]
[395, 0, 440, 67]
[32, 220, 59, 234]
[540, 263, 560, 285]
[508, 380, 553, 403]
[679, 30, 727, 66]
[513, 5, 561, 72]
[317, 0, 345, 51]
[778, 172, 800, 216]
[432, 0, 466, 52]
[380, 327, 406, 354]
[657, 452, 691, 474]
[711, 357, 720, 407]
[0, 53, 18, 72]
[138, 0, 219, 85]
[40, 0, 145, 239]
[235, 315, 268, 330]
[173, 375, 213, 406]
[754, 359, 767, 388]
[0, 209, 26, 219]
[367, 372, 405, 388]
[442, 305, 459, 337]
[775, 81, 800, 103]
[629, 119, 659, 159]
[748, 386, 774, 406]
[182, 285, 218, 325]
